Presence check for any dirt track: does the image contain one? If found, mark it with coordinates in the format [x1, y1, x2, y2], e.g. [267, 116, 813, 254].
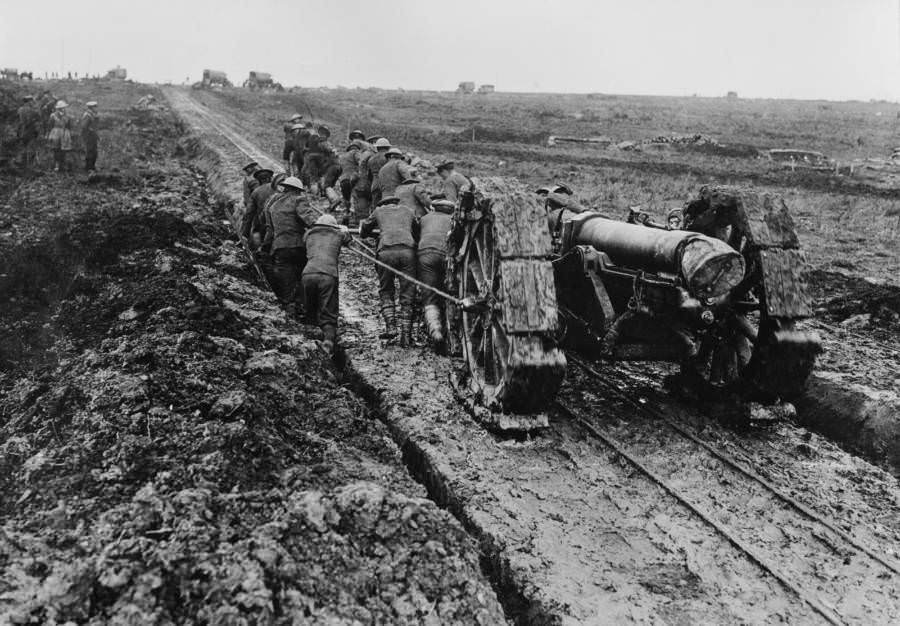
[167, 88, 900, 624]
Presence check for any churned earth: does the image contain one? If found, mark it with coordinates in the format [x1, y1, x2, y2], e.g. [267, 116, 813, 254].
[169, 87, 900, 625]
[0, 81, 505, 624]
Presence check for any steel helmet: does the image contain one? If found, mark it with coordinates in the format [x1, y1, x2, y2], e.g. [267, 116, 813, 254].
[280, 176, 305, 191]
[385, 147, 403, 158]
[348, 129, 365, 140]
[315, 214, 338, 226]
[290, 113, 303, 121]
[55, 100, 68, 109]
[374, 137, 392, 149]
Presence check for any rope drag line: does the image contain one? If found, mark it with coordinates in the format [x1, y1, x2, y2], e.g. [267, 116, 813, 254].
[567, 354, 900, 578]
[554, 400, 847, 626]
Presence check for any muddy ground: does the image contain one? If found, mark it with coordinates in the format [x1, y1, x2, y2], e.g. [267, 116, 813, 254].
[168, 87, 900, 625]
[0, 81, 505, 624]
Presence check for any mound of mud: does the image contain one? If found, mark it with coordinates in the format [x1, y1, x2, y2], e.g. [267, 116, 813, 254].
[0, 82, 505, 624]
[806, 269, 900, 332]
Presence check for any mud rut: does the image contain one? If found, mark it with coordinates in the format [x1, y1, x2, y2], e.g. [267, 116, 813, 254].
[166, 88, 900, 625]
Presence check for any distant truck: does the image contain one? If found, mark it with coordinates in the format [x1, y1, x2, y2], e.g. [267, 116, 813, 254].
[1, 68, 18, 81]
[106, 66, 127, 80]
[457, 81, 475, 94]
[201, 69, 231, 88]
[243, 71, 283, 91]
[477, 84, 495, 95]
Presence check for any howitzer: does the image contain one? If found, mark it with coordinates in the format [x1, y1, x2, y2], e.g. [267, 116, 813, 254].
[448, 180, 820, 428]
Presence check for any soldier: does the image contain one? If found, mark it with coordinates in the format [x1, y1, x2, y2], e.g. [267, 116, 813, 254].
[241, 162, 260, 208]
[80, 101, 99, 171]
[47, 101, 74, 172]
[337, 139, 362, 213]
[291, 122, 312, 179]
[359, 137, 391, 208]
[38, 90, 55, 134]
[302, 125, 334, 195]
[436, 162, 472, 203]
[376, 147, 415, 200]
[282, 113, 302, 172]
[418, 200, 455, 353]
[395, 175, 432, 218]
[16, 95, 40, 168]
[302, 213, 352, 354]
[264, 176, 318, 315]
[360, 196, 419, 346]
[241, 168, 276, 248]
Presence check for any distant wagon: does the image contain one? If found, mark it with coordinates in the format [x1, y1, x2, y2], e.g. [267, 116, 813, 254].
[457, 81, 475, 94]
[106, 66, 127, 80]
[201, 69, 231, 88]
[477, 84, 495, 95]
[243, 71, 283, 91]
[1, 68, 18, 81]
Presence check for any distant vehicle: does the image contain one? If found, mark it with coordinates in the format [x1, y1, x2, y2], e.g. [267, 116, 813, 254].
[457, 81, 475, 94]
[477, 84, 495, 95]
[726, 91, 739, 99]
[200, 69, 231, 89]
[1, 68, 18, 81]
[243, 71, 283, 92]
[106, 66, 127, 80]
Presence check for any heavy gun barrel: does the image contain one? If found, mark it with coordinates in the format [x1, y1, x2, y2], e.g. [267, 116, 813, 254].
[562, 214, 745, 298]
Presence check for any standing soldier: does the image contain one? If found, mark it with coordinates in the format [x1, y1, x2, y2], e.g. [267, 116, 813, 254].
[337, 140, 362, 214]
[417, 200, 455, 354]
[436, 161, 472, 203]
[47, 101, 74, 173]
[16, 95, 40, 168]
[395, 175, 432, 217]
[241, 161, 260, 208]
[282, 113, 302, 172]
[302, 125, 334, 196]
[291, 122, 312, 179]
[359, 137, 391, 208]
[241, 168, 276, 248]
[80, 101, 99, 171]
[360, 196, 419, 346]
[302, 214, 352, 354]
[38, 90, 55, 134]
[264, 176, 318, 315]
[376, 147, 415, 200]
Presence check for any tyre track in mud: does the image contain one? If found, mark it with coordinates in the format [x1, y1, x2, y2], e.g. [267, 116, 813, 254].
[165, 87, 900, 624]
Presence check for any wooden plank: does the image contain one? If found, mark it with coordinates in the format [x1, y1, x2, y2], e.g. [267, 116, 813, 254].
[759, 249, 813, 318]
[499, 260, 559, 332]
[473, 176, 552, 258]
[738, 192, 800, 249]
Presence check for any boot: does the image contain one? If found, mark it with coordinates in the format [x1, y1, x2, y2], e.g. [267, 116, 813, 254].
[424, 304, 447, 355]
[398, 309, 412, 348]
[379, 305, 397, 340]
[321, 325, 336, 354]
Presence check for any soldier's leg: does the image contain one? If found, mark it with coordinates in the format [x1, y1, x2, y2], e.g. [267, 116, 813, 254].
[353, 189, 371, 224]
[300, 273, 319, 326]
[418, 250, 446, 351]
[376, 252, 397, 339]
[397, 248, 418, 347]
[282, 141, 293, 174]
[318, 274, 339, 352]
[273, 247, 302, 313]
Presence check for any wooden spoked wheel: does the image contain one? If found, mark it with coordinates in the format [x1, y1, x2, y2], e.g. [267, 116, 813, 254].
[460, 218, 510, 409]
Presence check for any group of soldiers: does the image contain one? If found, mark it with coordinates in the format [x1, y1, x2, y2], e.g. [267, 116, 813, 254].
[239, 113, 476, 354]
[16, 91, 100, 172]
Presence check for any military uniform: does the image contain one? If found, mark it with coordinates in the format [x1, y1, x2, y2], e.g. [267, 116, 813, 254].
[265, 189, 319, 312]
[80, 107, 99, 171]
[302, 133, 334, 193]
[376, 158, 414, 200]
[302, 221, 352, 352]
[361, 149, 390, 207]
[242, 182, 277, 246]
[395, 179, 432, 218]
[417, 205, 454, 352]
[16, 99, 39, 167]
[360, 199, 419, 345]
[47, 107, 73, 172]
[337, 145, 360, 211]
[291, 127, 312, 179]
[440, 170, 472, 203]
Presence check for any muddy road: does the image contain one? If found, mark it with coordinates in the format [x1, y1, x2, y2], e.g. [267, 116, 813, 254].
[167, 88, 900, 624]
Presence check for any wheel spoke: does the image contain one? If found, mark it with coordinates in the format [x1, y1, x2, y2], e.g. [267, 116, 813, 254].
[492, 319, 509, 379]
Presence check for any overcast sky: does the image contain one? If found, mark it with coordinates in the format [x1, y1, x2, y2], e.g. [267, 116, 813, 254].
[1, 0, 897, 100]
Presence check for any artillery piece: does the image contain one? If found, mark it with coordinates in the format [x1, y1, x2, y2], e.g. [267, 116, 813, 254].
[449, 179, 820, 427]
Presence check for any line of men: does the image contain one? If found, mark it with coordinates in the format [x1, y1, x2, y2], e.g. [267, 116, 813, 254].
[16, 92, 100, 172]
[239, 117, 474, 355]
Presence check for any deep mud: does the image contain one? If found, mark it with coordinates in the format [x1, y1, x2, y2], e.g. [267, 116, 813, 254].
[0, 82, 505, 624]
[172, 86, 900, 625]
